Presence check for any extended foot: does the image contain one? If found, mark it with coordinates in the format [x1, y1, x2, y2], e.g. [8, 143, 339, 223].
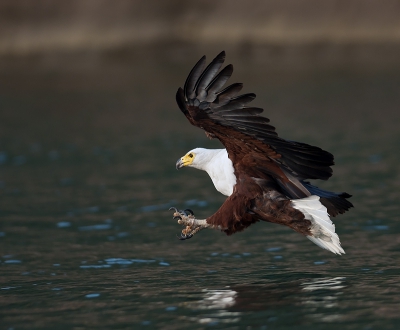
[169, 207, 209, 240]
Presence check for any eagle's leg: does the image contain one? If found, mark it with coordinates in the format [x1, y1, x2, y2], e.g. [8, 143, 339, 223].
[169, 207, 210, 240]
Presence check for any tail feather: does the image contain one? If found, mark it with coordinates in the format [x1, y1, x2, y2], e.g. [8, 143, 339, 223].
[302, 181, 353, 217]
[291, 195, 345, 255]
[307, 236, 345, 255]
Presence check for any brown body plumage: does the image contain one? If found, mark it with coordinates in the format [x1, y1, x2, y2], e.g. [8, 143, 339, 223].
[173, 51, 353, 252]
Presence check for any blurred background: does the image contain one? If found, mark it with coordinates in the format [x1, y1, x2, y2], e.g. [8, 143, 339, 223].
[1, 1, 400, 329]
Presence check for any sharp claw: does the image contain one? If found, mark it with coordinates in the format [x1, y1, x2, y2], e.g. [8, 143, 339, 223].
[182, 232, 193, 239]
[184, 208, 194, 216]
[176, 233, 190, 240]
[179, 209, 188, 216]
[171, 207, 197, 240]
[175, 231, 194, 240]
[176, 234, 185, 240]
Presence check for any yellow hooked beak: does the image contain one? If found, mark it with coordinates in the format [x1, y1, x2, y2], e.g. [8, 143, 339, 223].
[176, 152, 195, 170]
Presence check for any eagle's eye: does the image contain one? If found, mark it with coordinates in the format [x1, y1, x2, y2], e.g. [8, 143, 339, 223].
[188, 153, 194, 158]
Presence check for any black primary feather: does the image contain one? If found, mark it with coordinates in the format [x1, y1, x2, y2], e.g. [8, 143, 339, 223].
[205, 64, 233, 102]
[184, 56, 206, 100]
[195, 51, 226, 101]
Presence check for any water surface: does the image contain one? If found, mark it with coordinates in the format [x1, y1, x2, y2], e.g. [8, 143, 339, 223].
[0, 47, 400, 329]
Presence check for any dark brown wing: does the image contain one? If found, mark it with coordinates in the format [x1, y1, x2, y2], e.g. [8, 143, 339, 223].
[176, 51, 335, 199]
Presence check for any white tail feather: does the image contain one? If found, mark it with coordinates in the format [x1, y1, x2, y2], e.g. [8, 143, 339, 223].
[291, 196, 345, 255]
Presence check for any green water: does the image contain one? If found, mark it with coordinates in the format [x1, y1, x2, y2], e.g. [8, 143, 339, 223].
[0, 48, 400, 329]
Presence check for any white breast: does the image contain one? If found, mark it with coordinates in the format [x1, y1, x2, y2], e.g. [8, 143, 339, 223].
[204, 149, 236, 196]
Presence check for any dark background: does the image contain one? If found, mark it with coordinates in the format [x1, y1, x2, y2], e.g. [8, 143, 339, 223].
[1, 1, 400, 329]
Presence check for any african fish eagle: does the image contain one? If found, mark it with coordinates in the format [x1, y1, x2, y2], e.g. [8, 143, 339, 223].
[170, 51, 353, 254]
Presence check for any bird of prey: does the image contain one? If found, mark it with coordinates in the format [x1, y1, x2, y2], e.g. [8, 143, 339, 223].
[170, 51, 353, 254]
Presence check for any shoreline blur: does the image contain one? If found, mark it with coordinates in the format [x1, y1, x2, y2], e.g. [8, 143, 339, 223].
[1, 0, 400, 71]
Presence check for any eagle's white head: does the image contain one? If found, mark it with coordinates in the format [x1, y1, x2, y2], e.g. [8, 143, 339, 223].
[175, 148, 216, 171]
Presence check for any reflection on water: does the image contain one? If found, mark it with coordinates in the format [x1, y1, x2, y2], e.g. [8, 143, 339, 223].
[182, 277, 349, 326]
[184, 288, 240, 325]
[197, 288, 237, 310]
[301, 277, 346, 323]
[301, 276, 346, 292]
[0, 48, 400, 329]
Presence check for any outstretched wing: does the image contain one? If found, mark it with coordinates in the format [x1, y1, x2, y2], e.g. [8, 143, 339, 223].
[176, 51, 334, 199]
